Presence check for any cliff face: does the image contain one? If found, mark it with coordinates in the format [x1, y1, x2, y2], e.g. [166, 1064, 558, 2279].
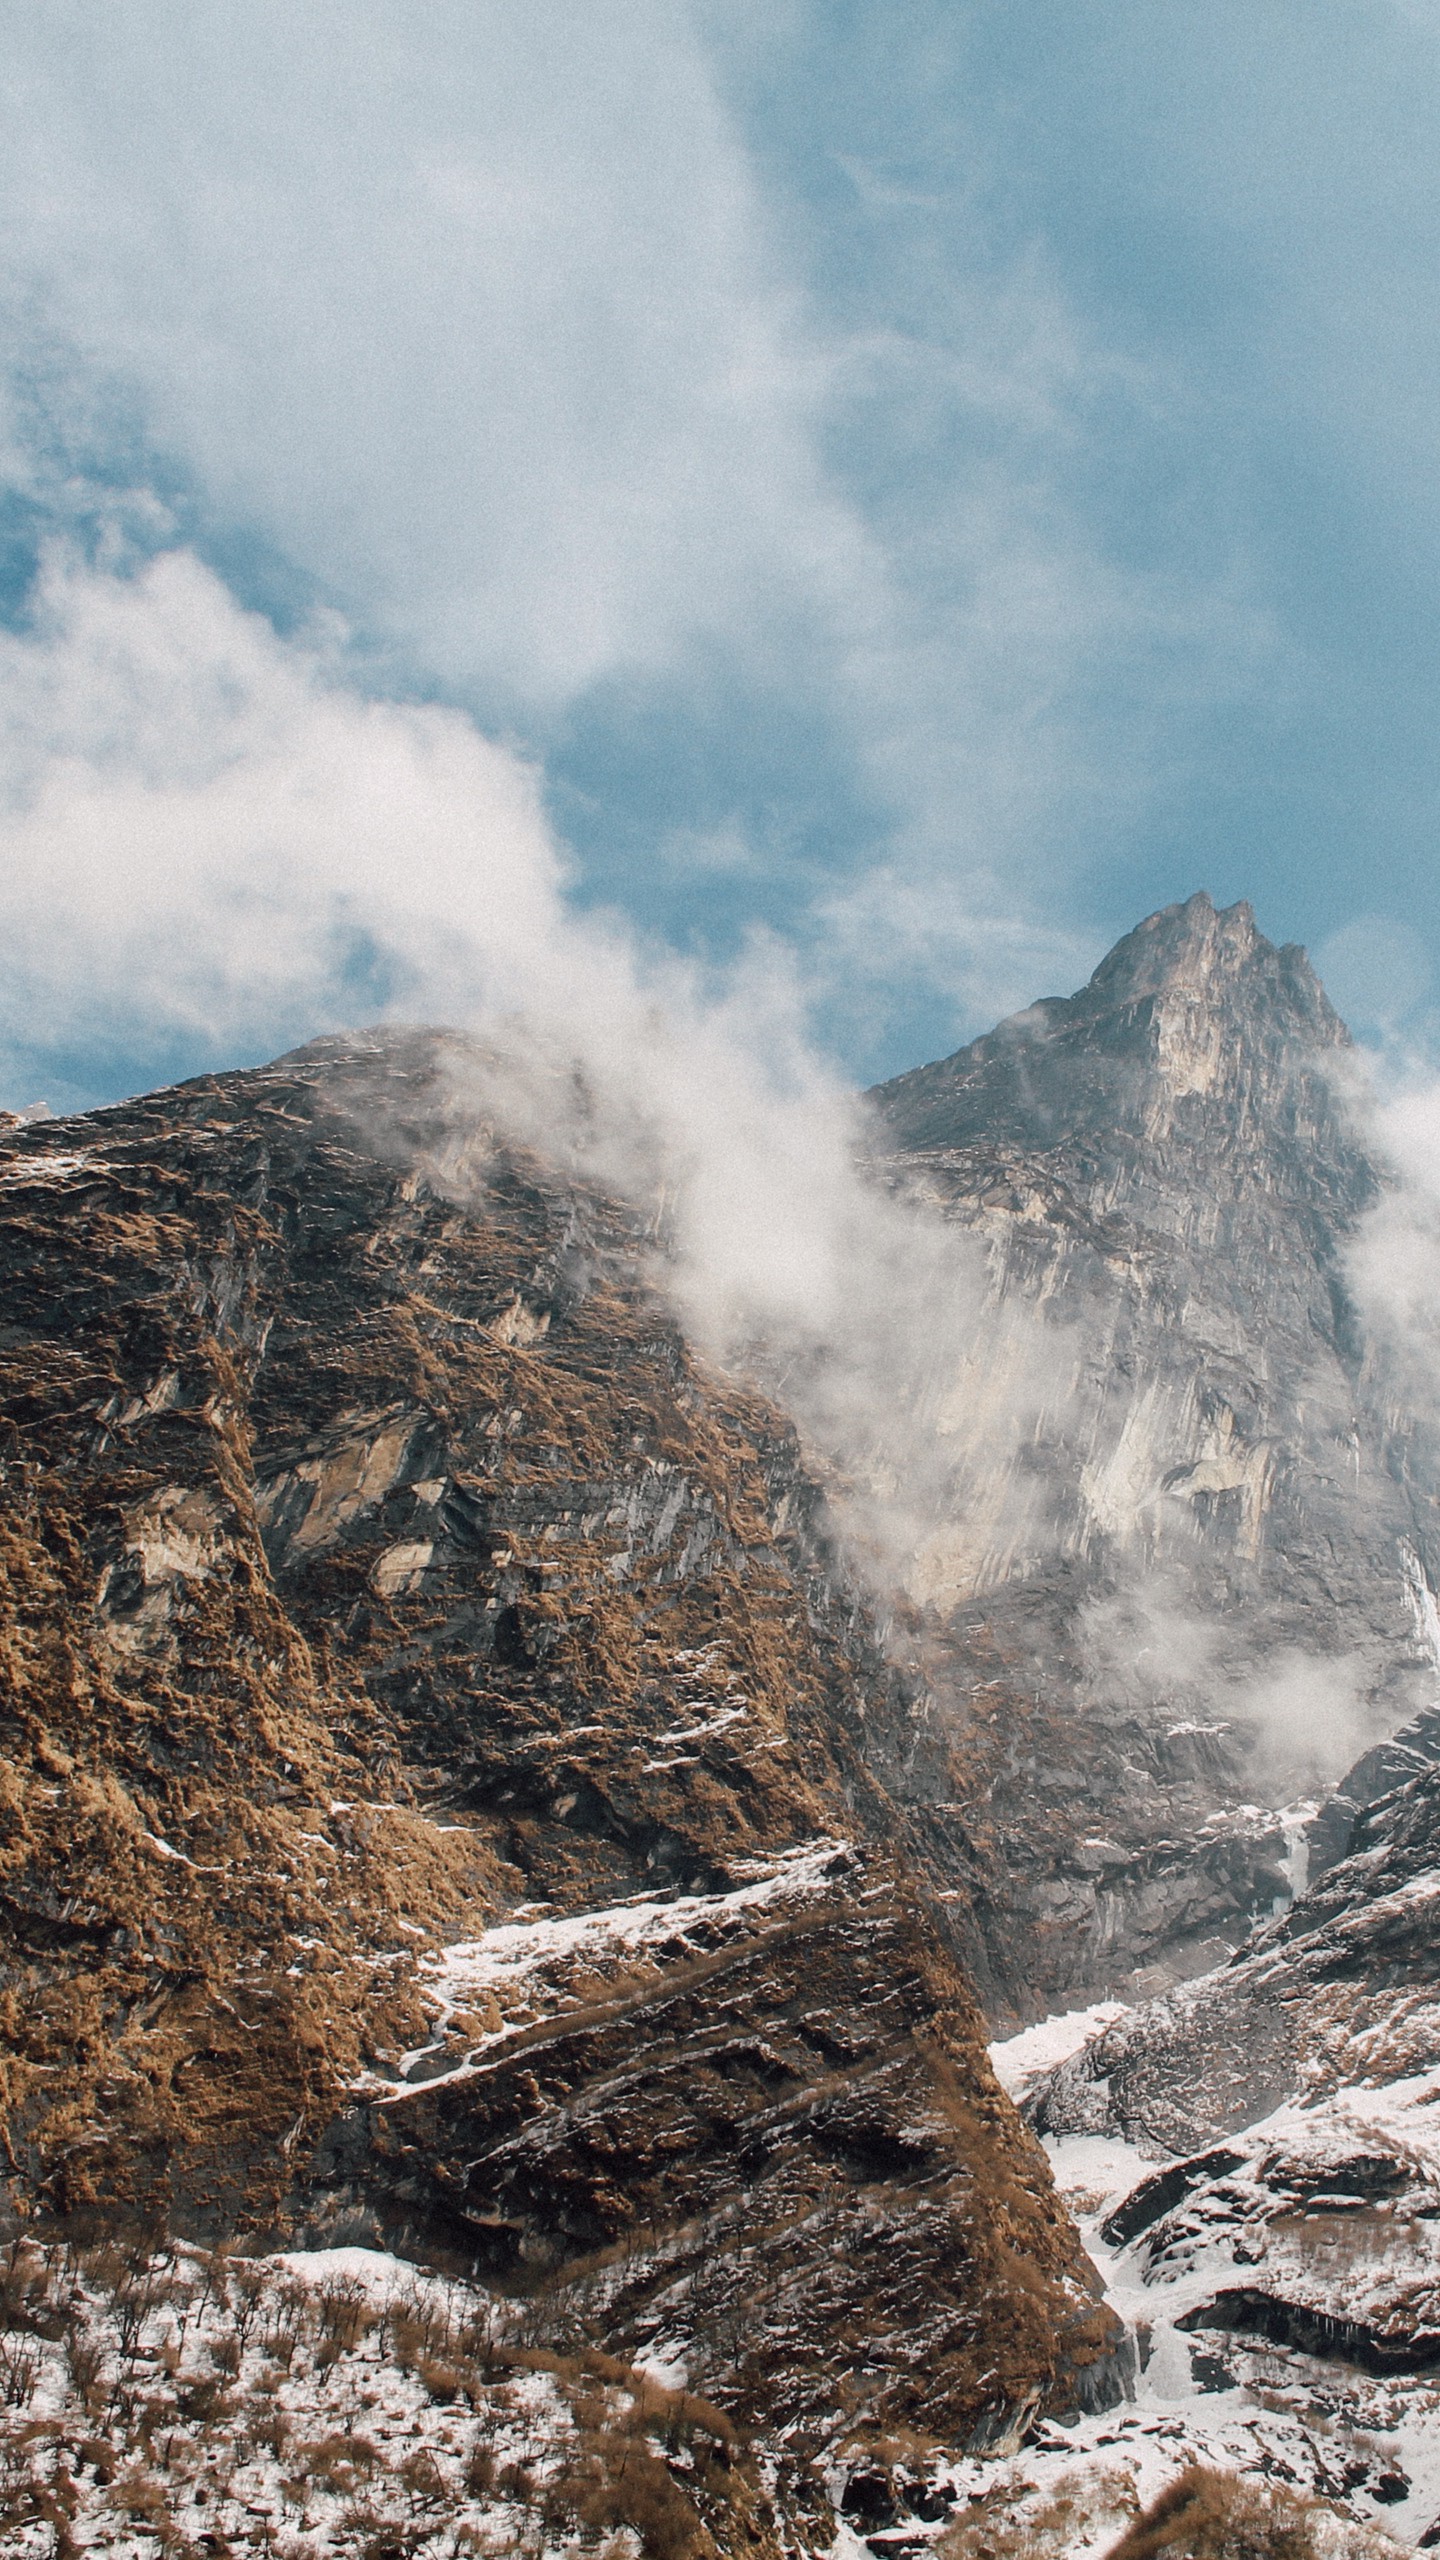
[1023, 1737, 1440, 2502]
[869, 892, 1440, 2014]
[0, 1029, 1117, 2490]
[5, 889, 1434, 2529]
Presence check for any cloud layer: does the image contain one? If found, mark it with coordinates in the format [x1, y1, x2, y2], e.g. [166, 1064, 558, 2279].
[0, 1, 1280, 1072]
[0, 538, 1060, 1617]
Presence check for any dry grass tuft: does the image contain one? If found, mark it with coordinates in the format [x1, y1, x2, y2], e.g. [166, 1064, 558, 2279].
[941, 2461, 1404, 2560]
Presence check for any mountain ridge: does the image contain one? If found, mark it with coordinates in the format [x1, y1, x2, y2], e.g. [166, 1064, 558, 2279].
[0, 1025, 1120, 2529]
[4, 898, 1439, 2549]
[861, 891, 1440, 2017]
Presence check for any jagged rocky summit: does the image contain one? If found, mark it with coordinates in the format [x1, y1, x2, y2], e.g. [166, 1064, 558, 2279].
[868, 890, 1440, 2017]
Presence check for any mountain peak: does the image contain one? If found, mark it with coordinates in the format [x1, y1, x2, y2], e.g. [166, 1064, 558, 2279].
[870, 893, 1357, 1171]
[1091, 889, 1255, 997]
[1087, 890, 1325, 1014]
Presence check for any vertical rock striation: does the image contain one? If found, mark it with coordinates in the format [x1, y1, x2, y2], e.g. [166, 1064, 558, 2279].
[868, 893, 1440, 2012]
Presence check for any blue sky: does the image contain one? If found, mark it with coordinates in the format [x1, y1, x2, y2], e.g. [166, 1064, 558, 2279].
[2, 1, 1439, 1111]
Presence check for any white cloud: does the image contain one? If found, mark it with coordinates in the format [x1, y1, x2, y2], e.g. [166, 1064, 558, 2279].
[0, 1, 862, 707]
[0, 0, 1278, 1055]
[0, 546, 583, 1076]
[0, 540, 1072, 1612]
[1347, 1076, 1440, 1437]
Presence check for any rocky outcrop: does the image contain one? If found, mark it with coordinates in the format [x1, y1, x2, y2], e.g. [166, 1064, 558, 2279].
[0, 1027, 1118, 2472]
[1028, 1725, 1440, 2448]
[1034, 1740, 1440, 2160]
[868, 892, 1440, 2013]
[308, 1845, 1115, 2453]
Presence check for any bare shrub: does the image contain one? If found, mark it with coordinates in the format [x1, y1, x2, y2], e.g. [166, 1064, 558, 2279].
[246, 2396, 292, 2458]
[77, 2243, 127, 2301]
[174, 2370, 235, 2424]
[1099, 2463, 1403, 2557]
[942, 2464, 1400, 2560]
[0, 2239, 65, 2340]
[415, 2350, 473, 2404]
[110, 2465, 170, 2526]
[398, 2444, 446, 2511]
[386, 2298, 452, 2373]
[0, 2334, 40, 2407]
[262, 2279, 313, 2373]
[540, 2422, 707, 2560]
[462, 2444, 496, 2497]
[292, 2431, 381, 2498]
[222, 2264, 266, 2350]
[112, 2267, 166, 2356]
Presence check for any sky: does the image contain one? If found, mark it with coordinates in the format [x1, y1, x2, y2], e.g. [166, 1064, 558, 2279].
[3, 0, 1440, 1112]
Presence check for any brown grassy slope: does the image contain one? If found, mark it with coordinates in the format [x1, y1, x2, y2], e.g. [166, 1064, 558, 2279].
[0, 1028, 1118, 2447]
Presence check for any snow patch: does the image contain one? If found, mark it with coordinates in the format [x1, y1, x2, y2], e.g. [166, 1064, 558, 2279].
[990, 2001, 1131, 2100]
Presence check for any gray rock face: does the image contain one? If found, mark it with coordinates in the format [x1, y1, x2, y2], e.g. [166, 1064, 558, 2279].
[1034, 1743, 1440, 2157]
[1028, 1749, 1440, 2432]
[868, 891, 1440, 2013]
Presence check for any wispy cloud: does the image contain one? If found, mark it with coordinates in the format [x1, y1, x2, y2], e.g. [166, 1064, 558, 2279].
[0, 4, 858, 705]
[0, 546, 576, 1100]
[0, 539, 1069, 1640]
[0, 1, 1285, 1079]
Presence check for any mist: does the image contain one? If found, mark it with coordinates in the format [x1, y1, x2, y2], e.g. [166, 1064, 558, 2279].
[1347, 1077, 1440, 1446]
[7, 543, 1436, 1816]
[1079, 1579, 1379, 1798]
[0, 543, 1076, 1615]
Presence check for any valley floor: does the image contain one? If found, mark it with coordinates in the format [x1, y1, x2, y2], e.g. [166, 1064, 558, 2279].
[4, 2022, 1429, 2560]
[899, 2012, 1440, 2557]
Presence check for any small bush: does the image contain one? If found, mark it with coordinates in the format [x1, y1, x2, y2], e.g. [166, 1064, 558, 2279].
[174, 2371, 235, 2424]
[540, 2428, 707, 2560]
[111, 2465, 170, 2525]
[315, 2278, 377, 2361]
[415, 2351, 471, 2403]
[942, 2464, 1403, 2560]
[463, 2445, 496, 2497]
[262, 2280, 313, 2372]
[292, 2431, 381, 2497]
[0, 2335, 40, 2407]
[398, 2445, 446, 2510]
[1099, 2466, 1397, 2558]
[0, 2240, 65, 2340]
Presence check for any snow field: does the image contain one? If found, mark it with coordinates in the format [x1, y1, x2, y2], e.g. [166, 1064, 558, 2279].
[0, 2236, 770, 2557]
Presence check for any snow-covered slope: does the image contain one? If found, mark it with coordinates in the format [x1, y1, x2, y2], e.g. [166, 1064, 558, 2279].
[1005, 1752, 1440, 2551]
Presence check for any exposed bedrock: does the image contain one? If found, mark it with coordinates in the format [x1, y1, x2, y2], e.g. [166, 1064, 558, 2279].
[303, 1857, 1120, 2452]
[6, 886, 1439, 2469]
[868, 890, 1440, 2013]
[0, 1028, 1118, 2464]
[1032, 1744, 1440, 2398]
[1033, 1751, 1440, 2158]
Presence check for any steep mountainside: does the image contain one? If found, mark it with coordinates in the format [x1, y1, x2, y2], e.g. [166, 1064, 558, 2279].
[6, 893, 1437, 2550]
[0, 1029, 1117, 2523]
[869, 892, 1440, 2014]
[1011, 1736, 1440, 2545]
